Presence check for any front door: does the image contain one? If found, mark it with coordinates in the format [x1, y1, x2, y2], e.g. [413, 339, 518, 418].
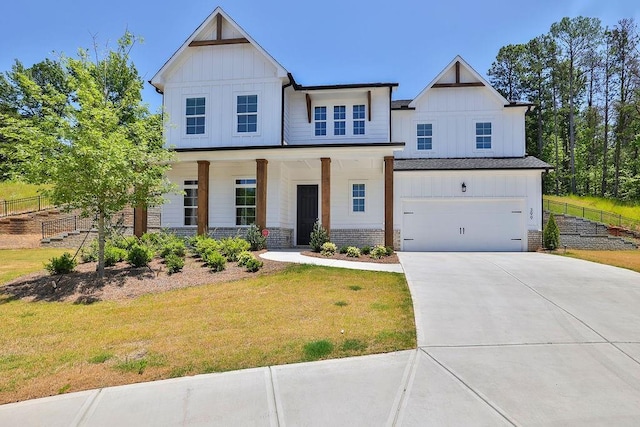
[297, 185, 318, 245]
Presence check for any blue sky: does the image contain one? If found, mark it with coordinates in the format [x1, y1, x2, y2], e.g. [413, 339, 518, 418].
[1, 1, 638, 111]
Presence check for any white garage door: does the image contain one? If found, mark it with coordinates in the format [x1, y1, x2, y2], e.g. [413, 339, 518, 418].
[402, 199, 525, 251]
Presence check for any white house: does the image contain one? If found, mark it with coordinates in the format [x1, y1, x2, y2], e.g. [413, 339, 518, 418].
[149, 7, 550, 251]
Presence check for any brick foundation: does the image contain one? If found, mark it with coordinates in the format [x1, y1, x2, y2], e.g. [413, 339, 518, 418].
[329, 229, 400, 250]
[528, 230, 542, 252]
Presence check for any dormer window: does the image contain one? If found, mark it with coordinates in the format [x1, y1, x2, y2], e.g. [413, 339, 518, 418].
[237, 95, 258, 133]
[186, 97, 205, 135]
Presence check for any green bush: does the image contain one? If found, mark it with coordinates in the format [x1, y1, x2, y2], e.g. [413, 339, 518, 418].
[193, 237, 220, 258]
[245, 257, 263, 272]
[203, 250, 226, 272]
[360, 245, 371, 255]
[370, 245, 387, 259]
[339, 245, 349, 254]
[112, 235, 139, 251]
[127, 243, 154, 268]
[219, 237, 250, 262]
[346, 246, 361, 258]
[160, 240, 186, 259]
[165, 253, 185, 274]
[245, 224, 267, 251]
[309, 221, 329, 252]
[45, 252, 77, 275]
[385, 246, 394, 256]
[237, 251, 255, 267]
[80, 240, 98, 263]
[104, 245, 127, 267]
[321, 242, 337, 256]
[543, 213, 560, 250]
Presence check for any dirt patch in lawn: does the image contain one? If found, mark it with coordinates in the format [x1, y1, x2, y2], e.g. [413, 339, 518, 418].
[301, 251, 399, 264]
[1, 251, 288, 303]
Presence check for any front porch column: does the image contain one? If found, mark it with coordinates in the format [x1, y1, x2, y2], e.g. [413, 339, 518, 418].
[197, 160, 210, 236]
[384, 156, 394, 247]
[321, 157, 331, 236]
[256, 159, 268, 230]
[133, 206, 147, 237]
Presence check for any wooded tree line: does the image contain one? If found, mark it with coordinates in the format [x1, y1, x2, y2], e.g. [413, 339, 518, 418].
[488, 16, 640, 201]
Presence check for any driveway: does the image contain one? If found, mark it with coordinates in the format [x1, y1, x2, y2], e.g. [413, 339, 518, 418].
[398, 252, 640, 425]
[2, 252, 640, 425]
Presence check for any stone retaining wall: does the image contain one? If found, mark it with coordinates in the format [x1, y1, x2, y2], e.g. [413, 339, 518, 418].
[543, 212, 637, 250]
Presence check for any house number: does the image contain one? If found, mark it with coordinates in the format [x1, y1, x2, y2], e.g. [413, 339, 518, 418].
[530, 208, 534, 220]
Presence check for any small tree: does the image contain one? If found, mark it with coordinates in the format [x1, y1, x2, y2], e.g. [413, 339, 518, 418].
[309, 220, 329, 252]
[543, 213, 560, 250]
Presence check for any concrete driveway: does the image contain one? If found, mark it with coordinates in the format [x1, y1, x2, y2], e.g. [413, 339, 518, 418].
[2, 252, 640, 425]
[399, 252, 640, 425]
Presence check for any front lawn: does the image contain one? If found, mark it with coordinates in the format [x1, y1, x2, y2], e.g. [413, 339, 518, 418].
[0, 260, 415, 404]
[0, 248, 68, 284]
[560, 250, 640, 274]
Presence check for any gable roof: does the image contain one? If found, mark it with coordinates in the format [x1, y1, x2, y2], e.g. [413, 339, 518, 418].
[150, 7, 288, 92]
[408, 55, 508, 108]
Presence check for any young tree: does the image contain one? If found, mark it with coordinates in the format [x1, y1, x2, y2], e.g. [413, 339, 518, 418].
[0, 32, 173, 278]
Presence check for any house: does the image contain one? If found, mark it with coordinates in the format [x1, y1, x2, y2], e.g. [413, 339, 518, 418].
[149, 7, 550, 252]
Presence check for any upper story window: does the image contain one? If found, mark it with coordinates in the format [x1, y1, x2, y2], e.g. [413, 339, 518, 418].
[417, 123, 433, 150]
[353, 105, 365, 135]
[334, 105, 346, 135]
[237, 95, 258, 133]
[475, 122, 492, 150]
[235, 178, 257, 226]
[352, 183, 365, 212]
[186, 97, 205, 135]
[184, 180, 198, 226]
[315, 106, 327, 136]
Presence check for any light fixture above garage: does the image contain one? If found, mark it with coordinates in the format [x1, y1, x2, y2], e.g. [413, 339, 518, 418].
[461, 182, 467, 193]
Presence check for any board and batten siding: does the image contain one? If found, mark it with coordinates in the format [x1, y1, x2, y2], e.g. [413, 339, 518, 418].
[162, 42, 284, 149]
[285, 87, 390, 145]
[394, 170, 543, 231]
[392, 87, 525, 159]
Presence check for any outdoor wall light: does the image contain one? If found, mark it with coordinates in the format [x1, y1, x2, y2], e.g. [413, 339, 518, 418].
[461, 182, 467, 193]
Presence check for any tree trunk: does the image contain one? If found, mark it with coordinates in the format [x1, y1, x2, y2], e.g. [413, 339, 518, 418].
[97, 211, 105, 279]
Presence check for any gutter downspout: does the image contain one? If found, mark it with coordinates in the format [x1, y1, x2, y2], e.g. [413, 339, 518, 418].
[281, 78, 293, 146]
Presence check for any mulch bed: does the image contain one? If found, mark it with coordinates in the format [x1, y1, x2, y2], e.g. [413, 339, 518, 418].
[301, 251, 399, 264]
[1, 251, 289, 304]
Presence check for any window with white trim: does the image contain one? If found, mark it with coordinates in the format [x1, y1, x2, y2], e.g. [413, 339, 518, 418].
[315, 106, 327, 136]
[237, 95, 258, 133]
[475, 122, 492, 149]
[334, 105, 346, 135]
[417, 123, 433, 150]
[184, 180, 198, 226]
[351, 183, 365, 213]
[235, 178, 256, 226]
[185, 98, 205, 135]
[353, 104, 365, 135]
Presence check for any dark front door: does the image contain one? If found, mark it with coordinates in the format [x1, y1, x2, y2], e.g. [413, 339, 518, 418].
[297, 185, 318, 245]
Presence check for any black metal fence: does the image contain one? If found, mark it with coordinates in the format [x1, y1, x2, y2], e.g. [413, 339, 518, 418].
[0, 195, 53, 217]
[543, 198, 640, 231]
[41, 216, 94, 239]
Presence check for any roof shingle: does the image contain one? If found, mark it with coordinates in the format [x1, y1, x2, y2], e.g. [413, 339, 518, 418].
[394, 156, 552, 171]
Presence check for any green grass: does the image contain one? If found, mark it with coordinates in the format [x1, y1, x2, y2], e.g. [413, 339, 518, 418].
[0, 248, 69, 284]
[0, 261, 415, 403]
[544, 195, 640, 230]
[0, 181, 50, 200]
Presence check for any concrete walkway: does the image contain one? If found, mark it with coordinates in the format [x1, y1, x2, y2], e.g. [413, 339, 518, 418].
[260, 250, 404, 273]
[2, 252, 640, 425]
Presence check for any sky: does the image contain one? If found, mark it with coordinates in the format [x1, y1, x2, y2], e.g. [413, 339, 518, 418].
[1, 0, 639, 111]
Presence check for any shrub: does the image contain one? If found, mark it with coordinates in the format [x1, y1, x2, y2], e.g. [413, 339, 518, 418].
[45, 252, 77, 275]
[385, 246, 394, 256]
[202, 250, 226, 272]
[127, 243, 154, 268]
[346, 246, 361, 258]
[245, 224, 267, 251]
[160, 239, 186, 259]
[370, 245, 387, 259]
[193, 237, 220, 258]
[112, 235, 139, 251]
[543, 213, 560, 250]
[245, 257, 263, 272]
[339, 245, 349, 254]
[309, 220, 329, 252]
[321, 242, 337, 256]
[104, 245, 127, 267]
[360, 245, 371, 255]
[219, 237, 250, 262]
[237, 251, 255, 267]
[80, 240, 98, 263]
[165, 253, 185, 274]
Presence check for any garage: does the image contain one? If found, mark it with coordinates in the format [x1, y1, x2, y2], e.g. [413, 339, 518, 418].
[402, 198, 525, 251]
